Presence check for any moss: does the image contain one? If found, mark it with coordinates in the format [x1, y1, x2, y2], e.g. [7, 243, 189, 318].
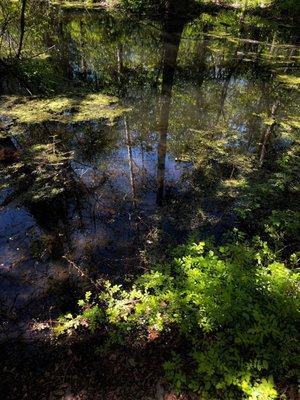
[0, 92, 128, 127]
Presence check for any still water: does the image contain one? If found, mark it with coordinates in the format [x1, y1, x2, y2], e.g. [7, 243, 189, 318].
[0, 6, 299, 336]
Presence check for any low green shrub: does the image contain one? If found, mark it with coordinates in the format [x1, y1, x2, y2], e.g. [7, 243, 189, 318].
[55, 236, 299, 399]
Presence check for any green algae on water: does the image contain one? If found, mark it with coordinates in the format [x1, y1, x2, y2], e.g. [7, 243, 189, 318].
[0, 92, 128, 127]
[277, 74, 300, 88]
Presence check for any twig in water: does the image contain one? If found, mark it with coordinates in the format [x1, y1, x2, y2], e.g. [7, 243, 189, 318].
[62, 256, 98, 289]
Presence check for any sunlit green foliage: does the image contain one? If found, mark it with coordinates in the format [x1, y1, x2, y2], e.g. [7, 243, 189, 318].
[55, 234, 299, 399]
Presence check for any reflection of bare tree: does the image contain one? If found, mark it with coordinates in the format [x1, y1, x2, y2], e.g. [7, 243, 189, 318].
[216, 49, 243, 122]
[156, 22, 184, 205]
[195, 28, 209, 115]
[117, 44, 124, 83]
[80, 20, 88, 81]
[124, 116, 137, 206]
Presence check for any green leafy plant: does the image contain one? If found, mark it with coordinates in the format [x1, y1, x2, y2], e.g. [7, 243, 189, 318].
[55, 235, 299, 399]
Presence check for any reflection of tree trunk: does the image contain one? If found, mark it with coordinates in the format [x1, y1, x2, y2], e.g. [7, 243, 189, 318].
[140, 139, 146, 184]
[80, 21, 87, 81]
[270, 32, 277, 56]
[258, 100, 280, 168]
[124, 116, 136, 206]
[16, 0, 27, 58]
[117, 44, 124, 83]
[284, 48, 295, 73]
[157, 96, 171, 205]
[246, 84, 267, 151]
[217, 50, 243, 122]
[239, 0, 248, 25]
[195, 30, 208, 115]
[156, 22, 184, 205]
[58, 21, 72, 79]
[217, 74, 231, 121]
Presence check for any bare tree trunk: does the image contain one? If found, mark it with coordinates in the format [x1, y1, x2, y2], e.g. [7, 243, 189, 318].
[258, 100, 280, 168]
[16, 0, 27, 59]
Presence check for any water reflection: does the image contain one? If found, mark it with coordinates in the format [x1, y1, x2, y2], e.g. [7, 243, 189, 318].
[0, 6, 299, 326]
[157, 19, 185, 205]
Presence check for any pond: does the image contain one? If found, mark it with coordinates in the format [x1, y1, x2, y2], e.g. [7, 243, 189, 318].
[0, 5, 299, 338]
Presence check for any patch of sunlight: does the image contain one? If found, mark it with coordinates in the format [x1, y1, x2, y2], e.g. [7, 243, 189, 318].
[277, 74, 300, 87]
[175, 155, 191, 162]
[280, 116, 300, 131]
[222, 178, 247, 188]
[50, 1, 105, 10]
[216, 180, 245, 199]
[0, 92, 128, 127]
[36, 53, 52, 61]
[30, 143, 72, 164]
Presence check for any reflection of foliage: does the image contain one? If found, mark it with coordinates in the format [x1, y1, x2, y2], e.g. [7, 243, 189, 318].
[63, 11, 161, 90]
[19, 56, 67, 93]
[27, 142, 73, 201]
[0, 139, 73, 202]
[176, 127, 253, 178]
[0, 0, 55, 57]
[55, 236, 299, 399]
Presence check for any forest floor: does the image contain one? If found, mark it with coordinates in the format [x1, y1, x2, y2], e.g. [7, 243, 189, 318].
[1, 329, 199, 400]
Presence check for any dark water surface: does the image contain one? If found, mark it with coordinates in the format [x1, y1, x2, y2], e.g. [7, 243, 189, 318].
[0, 6, 299, 337]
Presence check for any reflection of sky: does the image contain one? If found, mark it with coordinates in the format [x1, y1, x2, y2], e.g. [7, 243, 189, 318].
[0, 207, 39, 309]
[0, 207, 37, 269]
[72, 127, 190, 203]
[0, 205, 65, 316]
[68, 124, 192, 264]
